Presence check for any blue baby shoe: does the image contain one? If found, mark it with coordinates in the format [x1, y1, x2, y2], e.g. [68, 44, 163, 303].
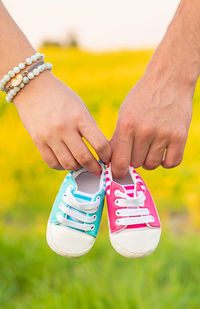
[46, 163, 106, 257]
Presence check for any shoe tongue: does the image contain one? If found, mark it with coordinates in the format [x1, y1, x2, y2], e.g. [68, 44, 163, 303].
[123, 184, 135, 198]
[73, 190, 93, 203]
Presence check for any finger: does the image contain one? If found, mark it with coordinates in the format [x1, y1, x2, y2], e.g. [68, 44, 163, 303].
[143, 139, 167, 170]
[131, 133, 152, 168]
[161, 142, 185, 169]
[79, 118, 111, 164]
[66, 133, 102, 176]
[50, 140, 80, 171]
[110, 129, 133, 179]
[39, 145, 63, 170]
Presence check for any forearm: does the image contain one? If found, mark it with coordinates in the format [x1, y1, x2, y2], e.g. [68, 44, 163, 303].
[147, 0, 200, 87]
[0, 1, 35, 76]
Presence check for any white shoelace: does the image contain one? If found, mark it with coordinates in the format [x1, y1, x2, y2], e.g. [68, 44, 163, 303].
[114, 189, 154, 226]
[56, 185, 100, 232]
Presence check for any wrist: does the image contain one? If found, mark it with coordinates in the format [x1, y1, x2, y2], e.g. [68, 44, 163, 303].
[146, 4, 200, 89]
[13, 69, 53, 108]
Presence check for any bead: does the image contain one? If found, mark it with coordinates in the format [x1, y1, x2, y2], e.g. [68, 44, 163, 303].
[35, 52, 41, 59]
[38, 65, 44, 72]
[20, 82, 25, 89]
[13, 66, 20, 74]
[6, 93, 12, 99]
[46, 62, 53, 70]
[6, 96, 12, 103]
[14, 86, 20, 93]
[33, 68, 39, 76]
[19, 62, 25, 70]
[23, 77, 29, 84]
[4, 74, 10, 82]
[25, 58, 32, 65]
[27, 72, 34, 79]
[31, 54, 37, 62]
[9, 89, 16, 96]
[8, 70, 15, 78]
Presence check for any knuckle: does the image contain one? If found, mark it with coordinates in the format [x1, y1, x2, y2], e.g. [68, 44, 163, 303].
[48, 160, 60, 170]
[116, 158, 128, 170]
[157, 129, 169, 141]
[53, 121, 66, 132]
[131, 160, 143, 169]
[139, 125, 155, 139]
[164, 158, 182, 169]
[70, 163, 80, 171]
[42, 130, 53, 141]
[143, 160, 160, 170]
[171, 130, 187, 143]
[59, 157, 70, 170]
[112, 167, 127, 179]
[32, 133, 43, 146]
[96, 139, 108, 153]
[79, 151, 90, 166]
[119, 118, 133, 134]
[74, 110, 83, 123]
[64, 163, 78, 171]
[58, 154, 80, 171]
[112, 159, 128, 178]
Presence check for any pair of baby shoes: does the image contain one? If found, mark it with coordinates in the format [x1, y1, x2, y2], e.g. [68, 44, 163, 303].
[46, 163, 161, 258]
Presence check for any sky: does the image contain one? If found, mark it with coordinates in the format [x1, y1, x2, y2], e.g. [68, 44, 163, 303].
[3, 0, 180, 50]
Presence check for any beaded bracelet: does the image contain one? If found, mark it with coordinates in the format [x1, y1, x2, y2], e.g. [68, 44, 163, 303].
[0, 52, 44, 92]
[5, 61, 44, 93]
[6, 62, 53, 103]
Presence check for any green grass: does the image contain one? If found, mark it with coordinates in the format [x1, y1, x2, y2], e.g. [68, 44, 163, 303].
[0, 227, 200, 309]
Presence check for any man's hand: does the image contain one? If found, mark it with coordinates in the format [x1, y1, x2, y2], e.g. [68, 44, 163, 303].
[14, 71, 111, 175]
[111, 0, 200, 179]
[111, 69, 193, 178]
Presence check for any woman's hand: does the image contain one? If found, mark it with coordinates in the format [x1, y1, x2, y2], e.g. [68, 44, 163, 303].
[14, 71, 111, 175]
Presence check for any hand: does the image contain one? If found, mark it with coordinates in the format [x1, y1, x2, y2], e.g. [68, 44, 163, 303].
[14, 71, 111, 175]
[111, 63, 194, 179]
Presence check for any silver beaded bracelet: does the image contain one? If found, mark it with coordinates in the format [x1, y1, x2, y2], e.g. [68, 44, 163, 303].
[6, 62, 53, 103]
[0, 52, 44, 92]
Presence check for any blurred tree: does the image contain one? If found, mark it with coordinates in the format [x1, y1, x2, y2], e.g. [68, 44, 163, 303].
[40, 31, 79, 49]
[41, 40, 61, 47]
[64, 31, 79, 48]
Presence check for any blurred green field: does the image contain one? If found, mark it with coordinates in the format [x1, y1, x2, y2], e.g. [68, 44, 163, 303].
[0, 47, 200, 308]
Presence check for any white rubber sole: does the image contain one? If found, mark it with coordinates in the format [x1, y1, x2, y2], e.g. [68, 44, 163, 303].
[46, 222, 96, 258]
[109, 227, 161, 258]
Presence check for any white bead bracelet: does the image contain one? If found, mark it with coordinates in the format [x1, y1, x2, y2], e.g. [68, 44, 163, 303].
[6, 62, 53, 103]
[0, 52, 44, 92]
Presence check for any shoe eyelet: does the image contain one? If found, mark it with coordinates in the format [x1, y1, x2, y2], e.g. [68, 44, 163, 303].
[150, 216, 155, 222]
[90, 224, 95, 231]
[62, 194, 67, 200]
[115, 199, 119, 205]
[93, 215, 97, 221]
[115, 210, 120, 216]
[116, 219, 120, 226]
[114, 190, 120, 197]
